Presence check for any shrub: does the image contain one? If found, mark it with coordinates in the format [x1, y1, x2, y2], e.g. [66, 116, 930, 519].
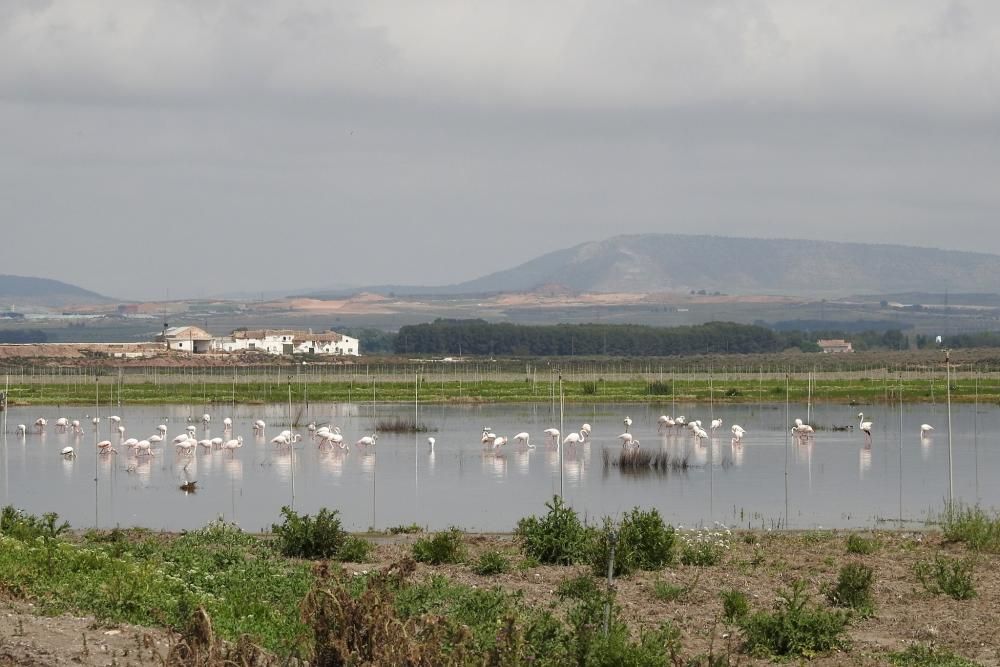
[888, 644, 981, 666]
[679, 525, 731, 566]
[941, 503, 1000, 551]
[472, 550, 511, 576]
[412, 528, 466, 565]
[590, 508, 676, 576]
[580, 381, 598, 395]
[740, 581, 849, 658]
[846, 534, 878, 555]
[338, 536, 374, 562]
[388, 523, 423, 535]
[271, 506, 350, 560]
[915, 555, 977, 600]
[647, 380, 672, 395]
[515, 496, 591, 565]
[826, 562, 875, 616]
[0, 505, 64, 542]
[557, 574, 600, 601]
[720, 589, 749, 622]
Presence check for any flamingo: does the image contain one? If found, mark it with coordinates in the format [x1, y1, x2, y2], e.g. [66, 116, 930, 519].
[172, 433, 191, 445]
[148, 434, 163, 445]
[731, 424, 746, 442]
[34, 418, 47, 431]
[222, 417, 232, 430]
[157, 424, 168, 436]
[307, 422, 317, 432]
[858, 413, 873, 443]
[61, 446, 76, 458]
[319, 432, 346, 449]
[253, 420, 266, 433]
[692, 426, 708, 441]
[481, 427, 497, 444]
[122, 438, 138, 449]
[580, 423, 592, 437]
[108, 416, 121, 425]
[920, 424, 935, 437]
[427, 436, 435, 450]
[55, 417, 70, 431]
[618, 432, 635, 447]
[356, 434, 378, 447]
[97, 440, 115, 454]
[176, 440, 196, 455]
[543, 428, 560, 442]
[222, 436, 244, 455]
[116, 425, 126, 439]
[71, 420, 81, 433]
[657, 415, 674, 432]
[491, 435, 508, 449]
[186, 425, 197, 435]
[710, 418, 723, 432]
[513, 432, 532, 447]
[210, 437, 224, 448]
[15, 424, 26, 436]
[201, 413, 211, 425]
[562, 431, 586, 446]
[623, 416, 632, 433]
[198, 439, 213, 451]
[91, 417, 100, 426]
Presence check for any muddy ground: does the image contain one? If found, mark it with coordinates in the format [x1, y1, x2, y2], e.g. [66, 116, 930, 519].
[1, 530, 997, 665]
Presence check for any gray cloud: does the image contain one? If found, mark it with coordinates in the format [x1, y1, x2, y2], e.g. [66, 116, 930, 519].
[1, 1, 998, 299]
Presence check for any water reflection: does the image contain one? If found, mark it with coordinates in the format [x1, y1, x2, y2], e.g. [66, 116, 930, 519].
[920, 436, 933, 461]
[2, 401, 997, 532]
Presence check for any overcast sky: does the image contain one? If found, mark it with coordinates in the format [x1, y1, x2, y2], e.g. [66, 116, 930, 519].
[2, 1, 999, 300]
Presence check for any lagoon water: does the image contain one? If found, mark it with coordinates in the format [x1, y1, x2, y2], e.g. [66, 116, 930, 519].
[1, 402, 996, 532]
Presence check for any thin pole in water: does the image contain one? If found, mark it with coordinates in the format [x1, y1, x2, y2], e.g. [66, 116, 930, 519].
[559, 372, 564, 500]
[898, 373, 903, 525]
[974, 369, 980, 502]
[946, 350, 953, 504]
[784, 373, 789, 529]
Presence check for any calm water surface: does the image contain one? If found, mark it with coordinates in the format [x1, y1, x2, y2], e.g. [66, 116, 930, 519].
[1, 401, 996, 532]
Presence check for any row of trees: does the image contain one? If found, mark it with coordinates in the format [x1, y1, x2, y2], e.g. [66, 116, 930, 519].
[0, 329, 48, 344]
[392, 319, 938, 356]
[396, 320, 791, 356]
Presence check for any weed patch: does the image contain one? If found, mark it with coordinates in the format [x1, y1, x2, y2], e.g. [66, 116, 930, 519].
[826, 562, 875, 617]
[740, 581, 849, 658]
[915, 555, 977, 600]
[515, 496, 591, 565]
[412, 528, 466, 565]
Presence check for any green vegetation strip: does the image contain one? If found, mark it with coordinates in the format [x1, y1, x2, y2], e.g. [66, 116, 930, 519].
[7, 376, 1000, 405]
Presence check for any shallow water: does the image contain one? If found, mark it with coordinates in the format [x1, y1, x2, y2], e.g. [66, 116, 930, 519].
[0, 401, 995, 532]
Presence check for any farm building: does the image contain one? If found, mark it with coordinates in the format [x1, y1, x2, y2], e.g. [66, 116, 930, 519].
[158, 326, 214, 353]
[214, 329, 359, 356]
[817, 338, 854, 353]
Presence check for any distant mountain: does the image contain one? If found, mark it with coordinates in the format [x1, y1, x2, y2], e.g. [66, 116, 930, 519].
[0, 275, 113, 308]
[303, 235, 1000, 299]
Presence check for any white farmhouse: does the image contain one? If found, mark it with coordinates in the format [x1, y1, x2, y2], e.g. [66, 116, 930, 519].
[158, 326, 214, 354]
[214, 329, 359, 356]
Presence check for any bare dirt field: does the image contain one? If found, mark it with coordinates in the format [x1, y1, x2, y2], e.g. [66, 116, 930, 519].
[2, 530, 996, 665]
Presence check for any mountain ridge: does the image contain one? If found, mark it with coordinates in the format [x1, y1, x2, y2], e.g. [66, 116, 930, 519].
[0, 274, 113, 308]
[301, 234, 1000, 298]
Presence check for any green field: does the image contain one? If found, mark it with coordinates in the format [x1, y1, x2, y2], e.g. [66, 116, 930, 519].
[4, 375, 998, 406]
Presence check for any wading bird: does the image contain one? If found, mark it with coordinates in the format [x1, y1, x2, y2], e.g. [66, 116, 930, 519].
[731, 425, 746, 442]
[920, 424, 935, 437]
[356, 434, 378, 447]
[61, 446, 76, 458]
[857, 413, 873, 443]
[513, 432, 532, 447]
[623, 416, 632, 433]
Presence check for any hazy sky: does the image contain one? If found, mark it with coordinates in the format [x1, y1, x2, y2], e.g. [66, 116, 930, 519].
[2, 1, 999, 300]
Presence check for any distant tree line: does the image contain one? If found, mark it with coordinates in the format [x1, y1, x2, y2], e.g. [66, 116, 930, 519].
[0, 329, 48, 344]
[916, 332, 1000, 349]
[396, 320, 786, 356]
[392, 319, 932, 356]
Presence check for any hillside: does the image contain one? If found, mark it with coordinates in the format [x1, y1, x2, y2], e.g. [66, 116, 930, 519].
[298, 234, 1000, 300]
[445, 235, 1000, 297]
[0, 274, 112, 308]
